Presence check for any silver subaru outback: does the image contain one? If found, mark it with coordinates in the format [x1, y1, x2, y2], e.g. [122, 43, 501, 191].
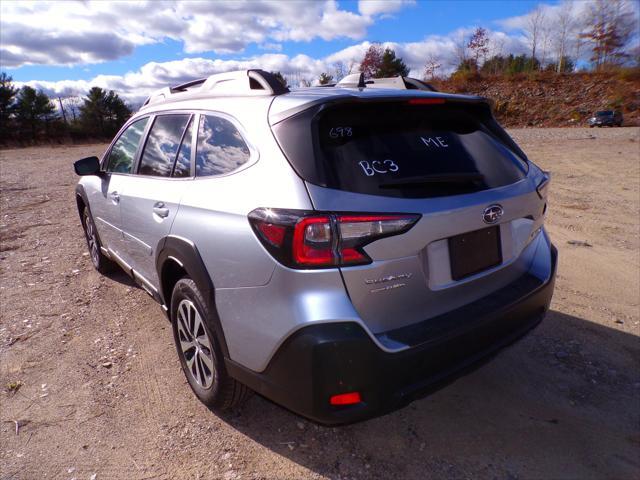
[74, 69, 557, 424]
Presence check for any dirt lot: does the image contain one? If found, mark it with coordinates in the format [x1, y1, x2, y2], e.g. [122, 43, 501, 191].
[1, 127, 639, 480]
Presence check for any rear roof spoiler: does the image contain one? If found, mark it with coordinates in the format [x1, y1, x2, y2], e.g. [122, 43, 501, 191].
[141, 69, 289, 108]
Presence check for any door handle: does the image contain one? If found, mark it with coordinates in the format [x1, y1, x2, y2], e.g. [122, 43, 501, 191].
[110, 191, 120, 203]
[153, 202, 170, 218]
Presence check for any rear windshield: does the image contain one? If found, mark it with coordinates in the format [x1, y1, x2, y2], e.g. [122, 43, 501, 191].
[596, 111, 613, 116]
[273, 101, 528, 198]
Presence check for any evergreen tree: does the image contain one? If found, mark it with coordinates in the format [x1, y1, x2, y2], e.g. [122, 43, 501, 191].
[478, 54, 540, 75]
[0, 72, 19, 140]
[318, 72, 334, 85]
[545, 56, 575, 73]
[15, 86, 55, 141]
[79, 87, 131, 138]
[377, 48, 410, 78]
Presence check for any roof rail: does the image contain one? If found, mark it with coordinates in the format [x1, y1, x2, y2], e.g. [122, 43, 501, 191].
[141, 69, 289, 108]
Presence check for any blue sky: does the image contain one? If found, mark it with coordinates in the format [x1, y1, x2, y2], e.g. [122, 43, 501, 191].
[1, 0, 636, 102]
[6, 0, 546, 83]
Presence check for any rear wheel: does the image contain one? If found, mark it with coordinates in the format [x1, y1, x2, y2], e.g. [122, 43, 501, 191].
[82, 207, 115, 274]
[170, 278, 251, 411]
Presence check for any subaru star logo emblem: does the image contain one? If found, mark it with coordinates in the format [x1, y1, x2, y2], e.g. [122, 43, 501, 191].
[483, 204, 503, 224]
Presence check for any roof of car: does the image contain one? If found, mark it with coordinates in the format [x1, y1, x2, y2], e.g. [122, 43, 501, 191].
[138, 69, 489, 124]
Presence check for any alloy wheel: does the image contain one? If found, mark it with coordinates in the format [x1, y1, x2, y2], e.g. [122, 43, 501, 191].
[176, 299, 215, 389]
[84, 214, 100, 268]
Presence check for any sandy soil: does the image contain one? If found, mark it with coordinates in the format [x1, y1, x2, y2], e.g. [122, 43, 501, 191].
[1, 127, 639, 480]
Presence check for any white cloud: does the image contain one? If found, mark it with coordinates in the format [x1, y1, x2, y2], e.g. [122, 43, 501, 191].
[358, 0, 415, 17]
[18, 55, 329, 104]
[259, 43, 283, 52]
[16, 27, 530, 104]
[15, 0, 639, 104]
[0, 0, 406, 68]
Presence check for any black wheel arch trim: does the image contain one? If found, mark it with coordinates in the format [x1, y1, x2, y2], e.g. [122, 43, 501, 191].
[75, 185, 107, 248]
[156, 235, 230, 358]
[75, 184, 88, 218]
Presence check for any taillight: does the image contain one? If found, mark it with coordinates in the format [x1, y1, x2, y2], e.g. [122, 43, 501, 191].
[248, 208, 420, 269]
[330, 392, 362, 406]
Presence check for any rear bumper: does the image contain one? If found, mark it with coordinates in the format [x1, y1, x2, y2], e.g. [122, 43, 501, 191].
[227, 243, 558, 425]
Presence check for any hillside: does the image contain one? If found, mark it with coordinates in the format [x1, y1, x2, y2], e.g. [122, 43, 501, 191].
[433, 71, 640, 128]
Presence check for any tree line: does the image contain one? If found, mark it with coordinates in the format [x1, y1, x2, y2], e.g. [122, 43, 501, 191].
[431, 0, 637, 80]
[1, 0, 636, 144]
[0, 73, 132, 145]
[312, 0, 637, 83]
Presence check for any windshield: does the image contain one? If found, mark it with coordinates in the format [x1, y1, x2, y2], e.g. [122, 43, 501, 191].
[272, 101, 527, 199]
[596, 111, 613, 116]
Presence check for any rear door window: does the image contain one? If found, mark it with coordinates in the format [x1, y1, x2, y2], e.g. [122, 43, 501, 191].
[138, 114, 191, 177]
[105, 117, 149, 173]
[195, 115, 250, 177]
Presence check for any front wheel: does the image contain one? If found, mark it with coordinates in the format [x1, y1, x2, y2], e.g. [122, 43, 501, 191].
[82, 207, 115, 274]
[170, 278, 251, 411]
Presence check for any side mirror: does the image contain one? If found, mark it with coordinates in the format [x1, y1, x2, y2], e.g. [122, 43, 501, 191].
[74, 156, 101, 176]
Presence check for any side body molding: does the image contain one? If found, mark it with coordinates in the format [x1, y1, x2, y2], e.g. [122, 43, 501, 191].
[155, 235, 230, 359]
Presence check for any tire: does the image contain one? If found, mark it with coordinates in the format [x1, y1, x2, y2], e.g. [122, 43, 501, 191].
[82, 207, 115, 274]
[170, 278, 251, 411]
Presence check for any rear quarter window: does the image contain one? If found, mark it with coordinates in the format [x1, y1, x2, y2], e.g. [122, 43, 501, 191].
[195, 115, 250, 177]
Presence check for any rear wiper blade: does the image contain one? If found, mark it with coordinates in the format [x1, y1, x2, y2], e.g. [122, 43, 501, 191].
[379, 172, 484, 189]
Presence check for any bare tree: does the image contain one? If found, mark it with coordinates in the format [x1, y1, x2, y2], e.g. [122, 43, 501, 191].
[555, 1, 575, 73]
[468, 27, 490, 69]
[423, 54, 442, 80]
[63, 96, 82, 122]
[539, 21, 553, 70]
[452, 30, 469, 67]
[333, 62, 347, 81]
[581, 0, 637, 70]
[333, 60, 357, 82]
[489, 35, 506, 75]
[524, 6, 546, 67]
[57, 97, 67, 123]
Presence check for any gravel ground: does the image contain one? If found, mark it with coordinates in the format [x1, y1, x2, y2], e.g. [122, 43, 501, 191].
[1, 127, 639, 480]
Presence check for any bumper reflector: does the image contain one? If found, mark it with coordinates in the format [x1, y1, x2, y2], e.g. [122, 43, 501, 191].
[330, 392, 362, 406]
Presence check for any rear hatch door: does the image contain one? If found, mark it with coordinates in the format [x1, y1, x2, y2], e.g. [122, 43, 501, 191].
[271, 96, 547, 336]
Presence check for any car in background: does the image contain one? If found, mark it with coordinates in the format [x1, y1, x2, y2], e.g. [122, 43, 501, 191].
[588, 110, 623, 127]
